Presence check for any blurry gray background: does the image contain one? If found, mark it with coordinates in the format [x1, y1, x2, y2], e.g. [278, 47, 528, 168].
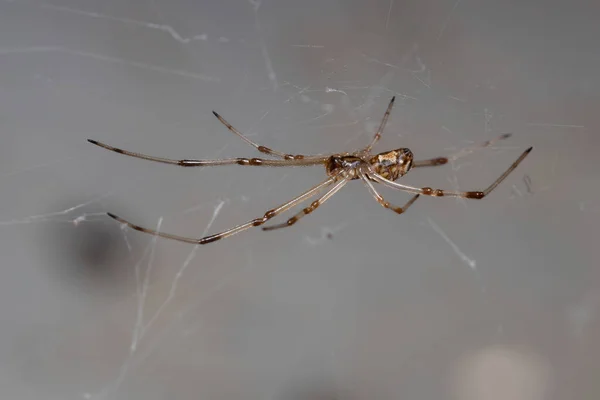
[1, 0, 599, 399]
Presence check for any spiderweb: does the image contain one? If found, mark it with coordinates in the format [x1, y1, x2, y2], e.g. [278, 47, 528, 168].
[1, 1, 598, 399]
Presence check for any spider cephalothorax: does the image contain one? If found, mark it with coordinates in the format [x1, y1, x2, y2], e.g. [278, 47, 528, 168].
[325, 155, 363, 179]
[88, 96, 532, 245]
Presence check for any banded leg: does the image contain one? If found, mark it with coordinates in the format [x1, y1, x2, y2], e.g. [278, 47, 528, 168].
[368, 147, 532, 199]
[107, 175, 340, 244]
[412, 133, 512, 168]
[358, 169, 420, 214]
[212, 111, 315, 161]
[88, 139, 328, 167]
[362, 96, 395, 153]
[262, 178, 349, 231]
[412, 157, 449, 168]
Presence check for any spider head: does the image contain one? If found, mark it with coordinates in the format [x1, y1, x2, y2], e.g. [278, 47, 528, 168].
[369, 148, 413, 181]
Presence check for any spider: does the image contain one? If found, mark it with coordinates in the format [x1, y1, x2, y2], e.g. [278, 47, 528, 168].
[88, 97, 532, 245]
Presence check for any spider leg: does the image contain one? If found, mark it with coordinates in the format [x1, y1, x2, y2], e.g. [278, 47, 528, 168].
[362, 96, 395, 153]
[212, 111, 322, 161]
[368, 147, 532, 199]
[88, 139, 328, 167]
[412, 133, 512, 168]
[411, 157, 449, 168]
[107, 175, 341, 244]
[358, 168, 420, 214]
[262, 178, 349, 231]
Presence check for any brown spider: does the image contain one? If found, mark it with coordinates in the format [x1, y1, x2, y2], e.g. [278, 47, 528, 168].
[88, 97, 532, 245]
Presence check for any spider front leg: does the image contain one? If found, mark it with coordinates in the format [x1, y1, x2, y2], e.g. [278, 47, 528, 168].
[358, 169, 420, 214]
[262, 178, 349, 231]
[87, 139, 328, 167]
[363, 96, 395, 153]
[369, 146, 533, 199]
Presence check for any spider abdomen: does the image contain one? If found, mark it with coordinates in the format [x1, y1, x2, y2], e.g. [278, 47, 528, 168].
[369, 148, 414, 181]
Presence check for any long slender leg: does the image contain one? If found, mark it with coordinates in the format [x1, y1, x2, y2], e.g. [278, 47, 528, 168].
[412, 157, 449, 168]
[362, 96, 395, 153]
[262, 178, 349, 231]
[107, 175, 340, 244]
[412, 133, 512, 168]
[368, 147, 532, 199]
[88, 139, 328, 167]
[358, 169, 420, 214]
[212, 111, 317, 160]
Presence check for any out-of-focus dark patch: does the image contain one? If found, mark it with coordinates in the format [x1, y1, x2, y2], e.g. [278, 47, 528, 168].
[36, 196, 145, 295]
[278, 377, 351, 400]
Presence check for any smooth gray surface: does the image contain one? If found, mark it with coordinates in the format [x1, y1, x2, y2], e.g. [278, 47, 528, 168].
[1, 1, 598, 399]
